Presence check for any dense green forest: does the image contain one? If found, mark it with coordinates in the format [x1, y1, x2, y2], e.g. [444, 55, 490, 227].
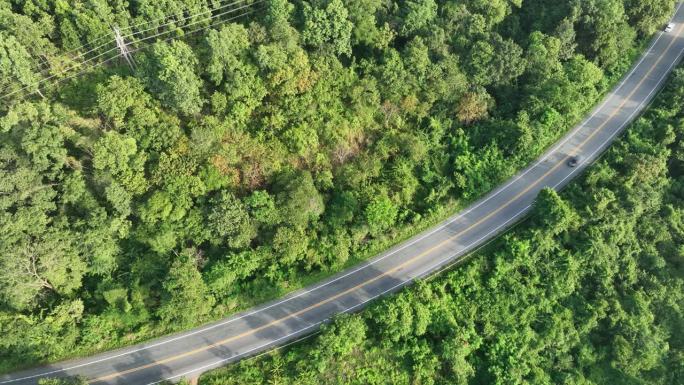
[200, 64, 684, 385]
[0, 0, 676, 372]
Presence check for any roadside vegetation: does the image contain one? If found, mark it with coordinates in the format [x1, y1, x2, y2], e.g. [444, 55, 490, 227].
[0, 0, 675, 372]
[200, 63, 684, 385]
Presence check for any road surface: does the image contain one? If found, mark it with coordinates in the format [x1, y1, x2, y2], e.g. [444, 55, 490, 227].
[4, 4, 684, 385]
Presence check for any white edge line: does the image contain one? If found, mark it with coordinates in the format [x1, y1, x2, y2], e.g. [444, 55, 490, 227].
[154, 75, 681, 377]
[151, 203, 531, 385]
[145, 322, 323, 385]
[148, 57, 684, 378]
[553, 38, 684, 190]
[3, 4, 681, 384]
[151, 15, 684, 383]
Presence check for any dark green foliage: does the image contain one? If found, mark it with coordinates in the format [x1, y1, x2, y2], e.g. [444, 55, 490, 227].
[138, 40, 204, 115]
[200, 66, 684, 385]
[0, 0, 677, 373]
[157, 251, 215, 328]
[531, 187, 579, 234]
[274, 169, 324, 229]
[365, 193, 398, 236]
[0, 32, 40, 102]
[625, 0, 676, 36]
[302, 0, 353, 56]
[206, 191, 255, 248]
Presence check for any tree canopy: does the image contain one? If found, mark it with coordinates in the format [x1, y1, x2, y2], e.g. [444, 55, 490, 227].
[200, 64, 684, 385]
[0, 0, 677, 373]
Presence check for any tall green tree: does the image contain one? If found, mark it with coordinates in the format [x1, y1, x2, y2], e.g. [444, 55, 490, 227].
[399, 0, 438, 37]
[139, 40, 203, 115]
[302, 0, 354, 56]
[157, 252, 215, 328]
[0, 32, 40, 105]
[274, 169, 324, 229]
[625, 0, 676, 36]
[92, 132, 148, 215]
[576, 0, 636, 69]
[365, 194, 398, 236]
[207, 191, 256, 248]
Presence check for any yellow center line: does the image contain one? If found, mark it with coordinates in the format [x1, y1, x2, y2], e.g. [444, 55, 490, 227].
[89, 23, 684, 384]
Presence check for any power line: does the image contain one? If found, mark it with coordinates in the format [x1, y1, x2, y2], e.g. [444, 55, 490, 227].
[122, 0, 252, 41]
[5, 4, 264, 100]
[1, 0, 261, 100]
[133, 4, 265, 51]
[32, 34, 112, 72]
[26, 0, 252, 78]
[130, 1, 263, 48]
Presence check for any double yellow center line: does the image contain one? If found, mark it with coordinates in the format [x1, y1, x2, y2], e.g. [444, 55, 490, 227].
[89, 22, 684, 384]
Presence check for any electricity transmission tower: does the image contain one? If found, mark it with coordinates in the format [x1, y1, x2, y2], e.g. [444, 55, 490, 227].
[113, 26, 136, 70]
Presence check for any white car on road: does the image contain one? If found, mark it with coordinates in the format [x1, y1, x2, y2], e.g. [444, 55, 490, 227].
[666, 23, 675, 32]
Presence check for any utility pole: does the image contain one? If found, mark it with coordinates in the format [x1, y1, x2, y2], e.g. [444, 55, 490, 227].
[113, 26, 135, 70]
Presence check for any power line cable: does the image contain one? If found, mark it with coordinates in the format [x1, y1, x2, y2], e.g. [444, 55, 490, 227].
[129, 1, 262, 48]
[122, 0, 251, 40]
[7, 4, 263, 100]
[134, 4, 265, 51]
[27, 0, 251, 77]
[1, 0, 260, 100]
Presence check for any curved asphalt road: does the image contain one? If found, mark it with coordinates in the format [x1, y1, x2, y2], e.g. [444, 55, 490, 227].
[4, 4, 684, 385]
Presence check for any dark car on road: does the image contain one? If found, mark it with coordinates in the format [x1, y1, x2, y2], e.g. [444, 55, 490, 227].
[567, 156, 582, 167]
